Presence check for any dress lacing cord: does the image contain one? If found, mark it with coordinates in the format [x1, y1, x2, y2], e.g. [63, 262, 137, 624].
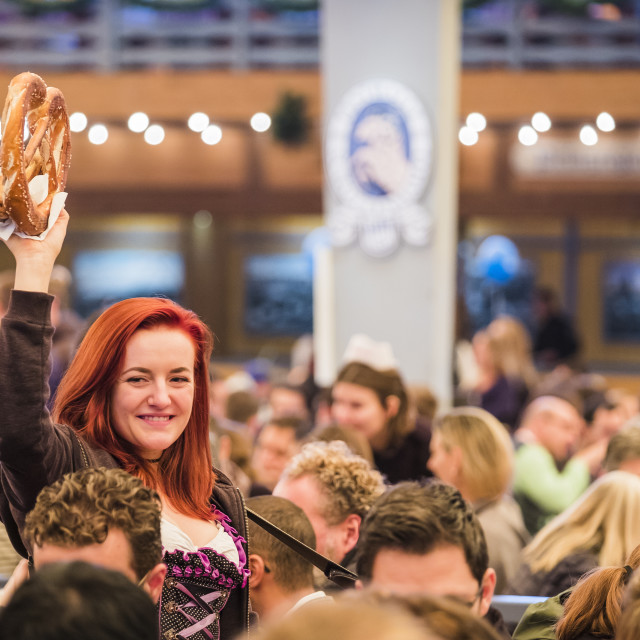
[164, 581, 222, 640]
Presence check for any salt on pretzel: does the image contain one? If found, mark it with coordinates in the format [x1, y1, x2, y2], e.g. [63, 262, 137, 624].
[0, 72, 71, 236]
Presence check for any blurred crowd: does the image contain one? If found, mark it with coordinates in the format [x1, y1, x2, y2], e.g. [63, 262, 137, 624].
[3, 272, 640, 640]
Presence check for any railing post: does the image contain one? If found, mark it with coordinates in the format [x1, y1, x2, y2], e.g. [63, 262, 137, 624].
[95, 0, 118, 72]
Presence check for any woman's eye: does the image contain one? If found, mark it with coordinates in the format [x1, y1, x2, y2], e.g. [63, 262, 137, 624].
[171, 376, 191, 384]
[126, 376, 147, 384]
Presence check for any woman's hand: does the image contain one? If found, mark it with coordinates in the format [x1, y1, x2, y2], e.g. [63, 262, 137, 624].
[0, 558, 29, 606]
[574, 437, 608, 477]
[3, 209, 69, 293]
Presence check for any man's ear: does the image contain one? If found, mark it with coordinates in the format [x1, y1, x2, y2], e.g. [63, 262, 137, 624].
[477, 567, 497, 617]
[385, 395, 401, 420]
[144, 563, 168, 604]
[340, 514, 361, 556]
[248, 554, 266, 589]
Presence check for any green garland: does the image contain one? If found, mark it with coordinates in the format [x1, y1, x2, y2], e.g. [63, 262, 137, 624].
[123, 0, 220, 10]
[252, 0, 318, 11]
[271, 91, 310, 146]
[463, 0, 493, 7]
[12, 0, 93, 15]
[464, 0, 627, 15]
[12, 0, 220, 12]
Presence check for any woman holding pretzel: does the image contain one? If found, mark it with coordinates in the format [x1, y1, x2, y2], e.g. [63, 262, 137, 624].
[0, 210, 250, 640]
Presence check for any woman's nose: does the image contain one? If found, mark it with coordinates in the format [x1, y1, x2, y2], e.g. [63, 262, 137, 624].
[148, 383, 171, 407]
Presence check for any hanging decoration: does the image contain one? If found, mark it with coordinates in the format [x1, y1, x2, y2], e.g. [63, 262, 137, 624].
[463, 0, 626, 16]
[251, 0, 318, 12]
[123, 0, 220, 11]
[463, 0, 494, 8]
[271, 92, 310, 146]
[12, 0, 92, 15]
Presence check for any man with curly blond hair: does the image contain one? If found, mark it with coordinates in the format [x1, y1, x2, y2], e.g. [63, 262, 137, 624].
[7, 467, 167, 604]
[273, 440, 385, 582]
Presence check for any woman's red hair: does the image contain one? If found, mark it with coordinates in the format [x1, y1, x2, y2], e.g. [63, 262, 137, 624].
[53, 297, 215, 521]
[556, 543, 640, 640]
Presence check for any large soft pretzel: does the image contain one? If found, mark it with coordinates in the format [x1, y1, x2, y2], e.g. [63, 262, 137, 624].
[0, 72, 71, 236]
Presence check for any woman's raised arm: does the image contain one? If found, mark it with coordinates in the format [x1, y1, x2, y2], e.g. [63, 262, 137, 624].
[0, 209, 72, 529]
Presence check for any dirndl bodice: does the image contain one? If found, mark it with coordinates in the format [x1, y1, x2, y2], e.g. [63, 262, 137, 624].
[159, 510, 250, 640]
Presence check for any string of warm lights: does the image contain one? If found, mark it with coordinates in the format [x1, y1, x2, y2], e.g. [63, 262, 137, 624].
[1, 109, 620, 149]
[459, 111, 618, 147]
[66, 110, 273, 145]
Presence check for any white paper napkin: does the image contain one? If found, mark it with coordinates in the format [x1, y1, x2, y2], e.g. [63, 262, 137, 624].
[0, 175, 67, 242]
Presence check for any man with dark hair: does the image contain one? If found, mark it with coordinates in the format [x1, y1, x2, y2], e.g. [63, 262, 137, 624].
[252, 417, 307, 491]
[533, 286, 580, 368]
[3, 467, 166, 604]
[268, 383, 310, 422]
[0, 561, 158, 640]
[356, 481, 507, 637]
[247, 495, 330, 621]
[226, 390, 260, 429]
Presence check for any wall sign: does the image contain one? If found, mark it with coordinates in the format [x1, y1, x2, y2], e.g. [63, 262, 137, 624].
[325, 79, 434, 258]
[511, 137, 640, 178]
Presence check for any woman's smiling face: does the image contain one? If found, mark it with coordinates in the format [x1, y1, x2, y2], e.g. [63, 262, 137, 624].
[331, 381, 389, 443]
[110, 326, 196, 459]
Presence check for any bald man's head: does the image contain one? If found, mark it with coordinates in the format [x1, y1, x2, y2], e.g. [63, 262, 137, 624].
[520, 396, 585, 463]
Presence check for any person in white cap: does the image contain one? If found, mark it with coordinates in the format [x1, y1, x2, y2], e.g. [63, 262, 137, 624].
[330, 334, 433, 484]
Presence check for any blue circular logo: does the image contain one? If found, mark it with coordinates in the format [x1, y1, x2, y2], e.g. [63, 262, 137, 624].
[325, 79, 434, 258]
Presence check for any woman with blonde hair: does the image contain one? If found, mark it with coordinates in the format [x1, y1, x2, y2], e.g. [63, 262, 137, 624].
[509, 471, 640, 597]
[487, 316, 538, 389]
[427, 407, 529, 593]
[469, 316, 537, 430]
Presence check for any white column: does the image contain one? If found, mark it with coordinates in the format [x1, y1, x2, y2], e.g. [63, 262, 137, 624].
[319, 0, 461, 406]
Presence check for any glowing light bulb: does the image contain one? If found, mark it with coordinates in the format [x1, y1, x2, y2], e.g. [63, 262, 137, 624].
[531, 112, 551, 132]
[596, 112, 615, 132]
[518, 125, 538, 146]
[580, 125, 598, 146]
[69, 112, 88, 133]
[128, 112, 150, 133]
[144, 124, 165, 145]
[466, 112, 486, 132]
[201, 124, 222, 145]
[188, 112, 210, 133]
[88, 124, 108, 145]
[250, 112, 272, 132]
[458, 125, 479, 146]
